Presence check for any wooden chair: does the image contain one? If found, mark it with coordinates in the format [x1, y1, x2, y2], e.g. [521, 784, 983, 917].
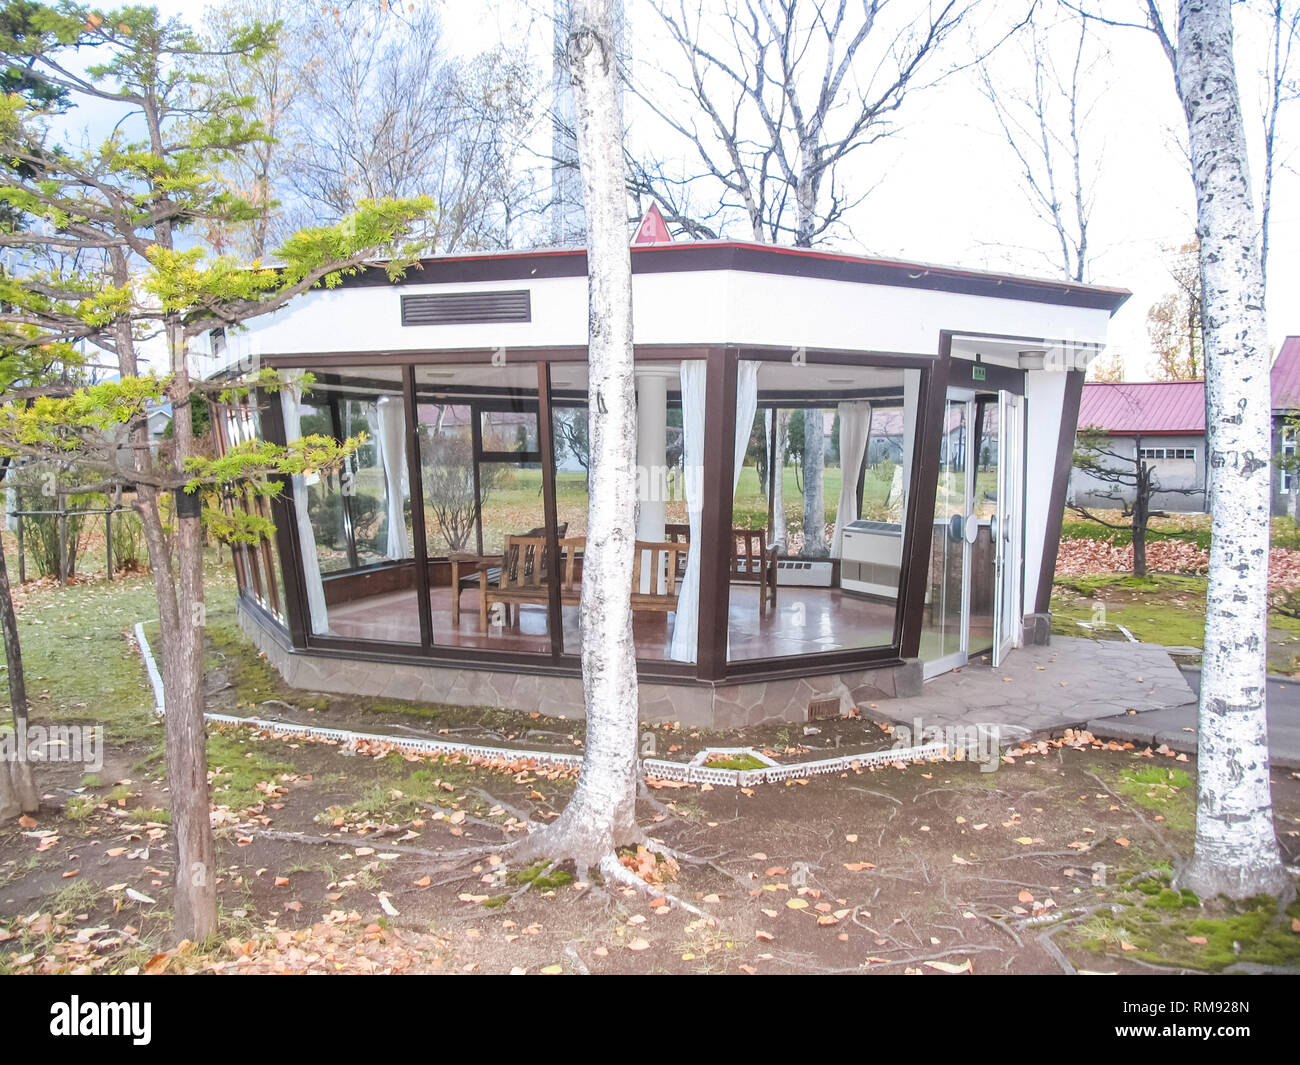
[450, 522, 566, 625]
[664, 523, 691, 580]
[480, 535, 584, 631]
[730, 527, 778, 612]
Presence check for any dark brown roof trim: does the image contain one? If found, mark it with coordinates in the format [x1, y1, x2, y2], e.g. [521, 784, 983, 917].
[342, 241, 1131, 315]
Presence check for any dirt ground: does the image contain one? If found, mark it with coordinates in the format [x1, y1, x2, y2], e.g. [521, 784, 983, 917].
[3, 717, 1298, 975]
[2, 565, 1298, 976]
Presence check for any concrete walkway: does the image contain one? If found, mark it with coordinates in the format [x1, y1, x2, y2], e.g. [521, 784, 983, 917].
[869, 636, 1196, 743]
[865, 635, 1300, 770]
[1087, 666, 1300, 770]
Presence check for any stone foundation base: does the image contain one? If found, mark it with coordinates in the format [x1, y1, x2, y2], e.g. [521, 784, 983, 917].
[239, 601, 923, 729]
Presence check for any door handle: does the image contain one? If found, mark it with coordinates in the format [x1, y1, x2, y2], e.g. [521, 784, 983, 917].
[964, 514, 979, 544]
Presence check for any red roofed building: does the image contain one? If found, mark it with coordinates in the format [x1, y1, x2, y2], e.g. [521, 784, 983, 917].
[1072, 336, 1300, 515]
[1272, 336, 1300, 514]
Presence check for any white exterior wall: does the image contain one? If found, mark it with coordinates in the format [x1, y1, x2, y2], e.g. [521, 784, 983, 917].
[227, 269, 1112, 361]
[1023, 369, 1070, 615]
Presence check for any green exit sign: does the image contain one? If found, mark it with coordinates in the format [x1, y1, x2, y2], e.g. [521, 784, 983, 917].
[972, 364, 986, 381]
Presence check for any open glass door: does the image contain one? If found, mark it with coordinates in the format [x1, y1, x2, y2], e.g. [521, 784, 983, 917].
[922, 389, 974, 678]
[992, 392, 1023, 666]
[923, 384, 1023, 678]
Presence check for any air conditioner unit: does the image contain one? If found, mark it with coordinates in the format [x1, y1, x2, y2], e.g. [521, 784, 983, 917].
[775, 559, 834, 587]
[840, 519, 902, 599]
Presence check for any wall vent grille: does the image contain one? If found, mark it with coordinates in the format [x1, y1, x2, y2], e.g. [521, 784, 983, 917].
[401, 290, 531, 326]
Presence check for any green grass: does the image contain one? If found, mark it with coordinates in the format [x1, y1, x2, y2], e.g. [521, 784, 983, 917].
[206, 729, 294, 812]
[1051, 574, 1209, 647]
[458, 462, 897, 546]
[127, 805, 171, 824]
[703, 752, 768, 771]
[47, 877, 104, 916]
[1113, 764, 1196, 833]
[316, 755, 482, 826]
[205, 621, 298, 710]
[8, 551, 239, 746]
[1061, 518, 1213, 551]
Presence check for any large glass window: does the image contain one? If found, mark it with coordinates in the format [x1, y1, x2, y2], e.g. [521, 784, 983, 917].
[416, 364, 549, 654]
[256, 354, 930, 676]
[727, 363, 920, 662]
[280, 368, 419, 644]
[215, 395, 286, 625]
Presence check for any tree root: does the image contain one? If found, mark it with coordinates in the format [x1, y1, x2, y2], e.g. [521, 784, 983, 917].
[469, 787, 537, 826]
[237, 827, 501, 866]
[563, 940, 591, 975]
[597, 853, 709, 918]
[1085, 770, 1181, 861]
[1037, 925, 1078, 975]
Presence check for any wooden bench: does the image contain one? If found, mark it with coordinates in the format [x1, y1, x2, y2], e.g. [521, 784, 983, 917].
[471, 536, 684, 633]
[629, 541, 685, 613]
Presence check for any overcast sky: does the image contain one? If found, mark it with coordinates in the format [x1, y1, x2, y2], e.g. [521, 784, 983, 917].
[118, 0, 1299, 378]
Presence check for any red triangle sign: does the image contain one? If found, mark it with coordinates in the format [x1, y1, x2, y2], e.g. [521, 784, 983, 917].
[633, 202, 672, 244]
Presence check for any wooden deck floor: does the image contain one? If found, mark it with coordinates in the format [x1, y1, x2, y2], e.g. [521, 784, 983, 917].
[323, 584, 899, 661]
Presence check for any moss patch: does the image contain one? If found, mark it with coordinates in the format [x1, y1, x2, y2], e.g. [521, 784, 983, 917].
[1076, 875, 1300, 972]
[703, 752, 768, 771]
[206, 729, 295, 813]
[1112, 764, 1195, 833]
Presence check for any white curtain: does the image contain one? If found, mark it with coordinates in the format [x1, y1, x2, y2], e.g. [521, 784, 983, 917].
[281, 388, 330, 635]
[375, 395, 411, 559]
[670, 360, 760, 663]
[831, 401, 873, 556]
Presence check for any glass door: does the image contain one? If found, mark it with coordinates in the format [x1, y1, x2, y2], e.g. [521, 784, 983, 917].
[922, 385, 1024, 678]
[922, 390, 974, 677]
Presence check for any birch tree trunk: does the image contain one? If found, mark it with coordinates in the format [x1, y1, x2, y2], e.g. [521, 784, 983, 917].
[517, 0, 640, 872]
[802, 414, 827, 557]
[1174, 0, 1288, 899]
[773, 410, 788, 550]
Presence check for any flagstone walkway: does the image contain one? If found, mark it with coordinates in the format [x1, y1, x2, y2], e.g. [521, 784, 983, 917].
[869, 636, 1195, 743]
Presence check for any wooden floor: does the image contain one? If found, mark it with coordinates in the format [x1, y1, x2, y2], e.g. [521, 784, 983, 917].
[324, 584, 899, 661]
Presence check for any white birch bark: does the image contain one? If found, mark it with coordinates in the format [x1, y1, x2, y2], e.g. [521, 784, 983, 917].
[519, 0, 639, 870]
[1174, 0, 1288, 899]
[773, 410, 788, 549]
[802, 412, 828, 557]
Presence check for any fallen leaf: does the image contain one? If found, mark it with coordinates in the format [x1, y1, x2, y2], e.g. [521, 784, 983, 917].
[924, 958, 973, 974]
